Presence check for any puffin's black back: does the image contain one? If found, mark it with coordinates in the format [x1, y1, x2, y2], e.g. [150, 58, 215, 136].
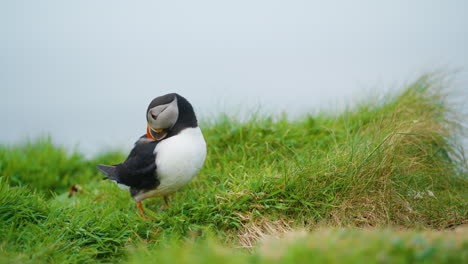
[116, 139, 159, 190]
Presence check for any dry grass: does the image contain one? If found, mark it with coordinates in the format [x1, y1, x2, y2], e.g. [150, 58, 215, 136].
[237, 217, 294, 249]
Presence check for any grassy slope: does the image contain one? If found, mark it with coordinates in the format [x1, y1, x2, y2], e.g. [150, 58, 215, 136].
[0, 76, 467, 263]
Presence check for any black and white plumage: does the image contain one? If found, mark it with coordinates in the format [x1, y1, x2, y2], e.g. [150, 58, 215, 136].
[96, 93, 206, 219]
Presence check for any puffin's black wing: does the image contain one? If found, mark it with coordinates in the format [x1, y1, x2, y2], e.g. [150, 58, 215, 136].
[115, 137, 160, 190]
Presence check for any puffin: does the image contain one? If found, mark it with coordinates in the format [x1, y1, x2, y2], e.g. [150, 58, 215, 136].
[96, 93, 206, 219]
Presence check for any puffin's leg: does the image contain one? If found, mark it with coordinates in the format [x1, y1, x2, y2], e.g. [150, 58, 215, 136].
[164, 196, 170, 207]
[136, 201, 150, 220]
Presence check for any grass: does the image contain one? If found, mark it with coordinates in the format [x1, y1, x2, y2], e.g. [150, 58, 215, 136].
[0, 75, 467, 263]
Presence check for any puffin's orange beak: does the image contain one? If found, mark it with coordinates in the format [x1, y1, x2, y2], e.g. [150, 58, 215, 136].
[146, 124, 152, 139]
[146, 124, 167, 141]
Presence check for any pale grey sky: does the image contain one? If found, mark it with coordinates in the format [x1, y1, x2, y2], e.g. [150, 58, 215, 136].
[1, 1, 467, 156]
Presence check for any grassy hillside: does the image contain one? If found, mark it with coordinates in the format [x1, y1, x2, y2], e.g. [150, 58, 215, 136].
[1, 76, 467, 263]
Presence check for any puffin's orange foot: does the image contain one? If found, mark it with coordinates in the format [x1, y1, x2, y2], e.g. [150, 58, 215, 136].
[136, 201, 152, 221]
[159, 196, 170, 210]
[164, 196, 170, 207]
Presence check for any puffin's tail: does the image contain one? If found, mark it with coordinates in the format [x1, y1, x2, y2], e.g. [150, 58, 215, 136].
[96, 165, 120, 182]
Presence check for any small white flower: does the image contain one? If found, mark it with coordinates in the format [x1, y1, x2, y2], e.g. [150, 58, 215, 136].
[414, 192, 423, 199]
[427, 190, 435, 197]
[405, 202, 413, 212]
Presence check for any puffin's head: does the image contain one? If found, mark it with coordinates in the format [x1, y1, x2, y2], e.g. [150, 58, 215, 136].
[146, 93, 197, 140]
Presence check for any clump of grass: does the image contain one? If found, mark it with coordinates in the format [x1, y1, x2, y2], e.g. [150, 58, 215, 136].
[198, 75, 466, 232]
[0, 75, 466, 263]
[0, 137, 125, 197]
[0, 177, 48, 225]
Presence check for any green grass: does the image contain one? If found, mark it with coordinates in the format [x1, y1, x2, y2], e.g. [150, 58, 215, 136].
[1, 75, 467, 263]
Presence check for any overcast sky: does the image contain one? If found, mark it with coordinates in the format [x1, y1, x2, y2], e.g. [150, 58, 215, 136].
[1, 1, 467, 156]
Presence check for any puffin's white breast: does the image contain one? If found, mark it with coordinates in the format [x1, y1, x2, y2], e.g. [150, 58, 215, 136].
[133, 127, 206, 201]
